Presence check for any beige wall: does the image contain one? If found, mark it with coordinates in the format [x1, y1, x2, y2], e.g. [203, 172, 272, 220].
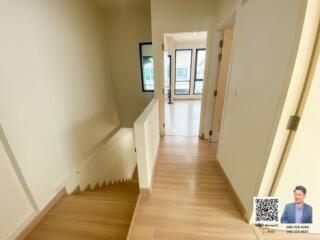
[217, 0, 307, 217]
[0, 135, 34, 239]
[257, 0, 320, 201]
[101, 0, 153, 127]
[0, 0, 120, 212]
[62, 128, 137, 194]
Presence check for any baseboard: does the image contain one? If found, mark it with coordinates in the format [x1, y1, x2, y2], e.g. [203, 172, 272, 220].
[139, 188, 152, 195]
[250, 224, 264, 240]
[216, 160, 247, 220]
[16, 187, 67, 239]
[126, 194, 142, 240]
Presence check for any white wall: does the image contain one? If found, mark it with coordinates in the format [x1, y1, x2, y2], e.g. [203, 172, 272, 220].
[134, 98, 160, 189]
[273, 41, 320, 232]
[62, 128, 137, 193]
[0, 0, 119, 210]
[0, 135, 34, 240]
[217, 0, 307, 216]
[150, 0, 218, 135]
[100, 0, 153, 127]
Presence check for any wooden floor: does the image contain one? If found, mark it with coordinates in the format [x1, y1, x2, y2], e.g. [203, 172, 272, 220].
[129, 136, 257, 239]
[256, 226, 320, 240]
[24, 136, 320, 240]
[165, 100, 201, 137]
[26, 174, 139, 240]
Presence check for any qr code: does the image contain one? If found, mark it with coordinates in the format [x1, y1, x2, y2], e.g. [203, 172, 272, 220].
[254, 197, 279, 223]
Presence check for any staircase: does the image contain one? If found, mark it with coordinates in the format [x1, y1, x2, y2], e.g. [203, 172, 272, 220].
[25, 170, 139, 240]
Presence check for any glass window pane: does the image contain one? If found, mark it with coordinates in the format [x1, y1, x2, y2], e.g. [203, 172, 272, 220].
[194, 80, 203, 95]
[175, 49, 192, 95]
[196, 49, 206, 80]
[175, 82, 190, 95]
[140, 43, 154, 91]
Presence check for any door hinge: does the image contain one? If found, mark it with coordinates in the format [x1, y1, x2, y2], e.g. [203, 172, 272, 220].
[209, 130, 213, 136]
[287, 115, 300, 131]
[218, 53, 222, 61]
[219, 40, 224, 48]
[162, 88, 165, 95]
[134, 148, 137, 152]
[213, 90, 218, 97]
[163, 123, 165, 128]
[161, 43, 164, 51]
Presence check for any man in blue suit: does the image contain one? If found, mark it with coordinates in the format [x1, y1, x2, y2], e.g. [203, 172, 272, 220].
[281, 185, 312, 224]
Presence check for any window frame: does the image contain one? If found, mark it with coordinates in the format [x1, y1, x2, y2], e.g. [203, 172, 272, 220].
[193, 48, 206, 95]
[164, 54, 172, 95]
[139, 42, 154, 92]
[174, 49, 193, 95]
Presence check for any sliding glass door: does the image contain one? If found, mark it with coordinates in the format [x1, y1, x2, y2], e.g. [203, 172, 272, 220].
[175, 49, 192, 95]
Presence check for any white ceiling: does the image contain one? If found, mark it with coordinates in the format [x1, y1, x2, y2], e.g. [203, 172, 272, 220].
[96, 0, 149, 10]
[165, 32, 207, 43]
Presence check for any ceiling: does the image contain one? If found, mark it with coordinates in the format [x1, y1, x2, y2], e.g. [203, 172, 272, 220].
[165, 32, 207, 43]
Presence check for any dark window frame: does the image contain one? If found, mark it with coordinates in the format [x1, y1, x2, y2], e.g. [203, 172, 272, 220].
[193, 48, 206, 95]
[139, 42, 154, 92]
[175, 49, 193, 95]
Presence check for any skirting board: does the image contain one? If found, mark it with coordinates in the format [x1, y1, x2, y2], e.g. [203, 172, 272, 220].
[126, 194, 142, 240]
[16, 187, 67, 239]
[139, 188, 152, 195]
[250, 225, 264, 240]
[216, 160, 248, 220]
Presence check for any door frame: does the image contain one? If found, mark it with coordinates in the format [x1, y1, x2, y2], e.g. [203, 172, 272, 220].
[204, 3, 240, 146]
[211, 29, 234, 143]
[158, 31, 211, 136]
[155, 3, 242, 137]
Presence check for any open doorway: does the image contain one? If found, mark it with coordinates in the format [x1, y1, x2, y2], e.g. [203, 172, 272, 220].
[163, 32, 207, 136]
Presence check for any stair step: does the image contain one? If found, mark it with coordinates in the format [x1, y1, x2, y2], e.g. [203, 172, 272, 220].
[27, 171, 140, 239]
[75, 192, 138, 203]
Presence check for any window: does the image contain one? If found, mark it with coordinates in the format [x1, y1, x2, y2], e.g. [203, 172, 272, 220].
[194, 49, 206, 95]
[175, 49, 192, 95]
[139, 42, 154, 92]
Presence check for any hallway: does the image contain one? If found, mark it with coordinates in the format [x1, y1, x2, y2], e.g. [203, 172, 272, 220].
[165, 100, 201, 136]
[129, 136, 256, 239]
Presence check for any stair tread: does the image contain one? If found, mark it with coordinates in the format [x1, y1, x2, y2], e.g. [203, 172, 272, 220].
[27, 174, 139, 240]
